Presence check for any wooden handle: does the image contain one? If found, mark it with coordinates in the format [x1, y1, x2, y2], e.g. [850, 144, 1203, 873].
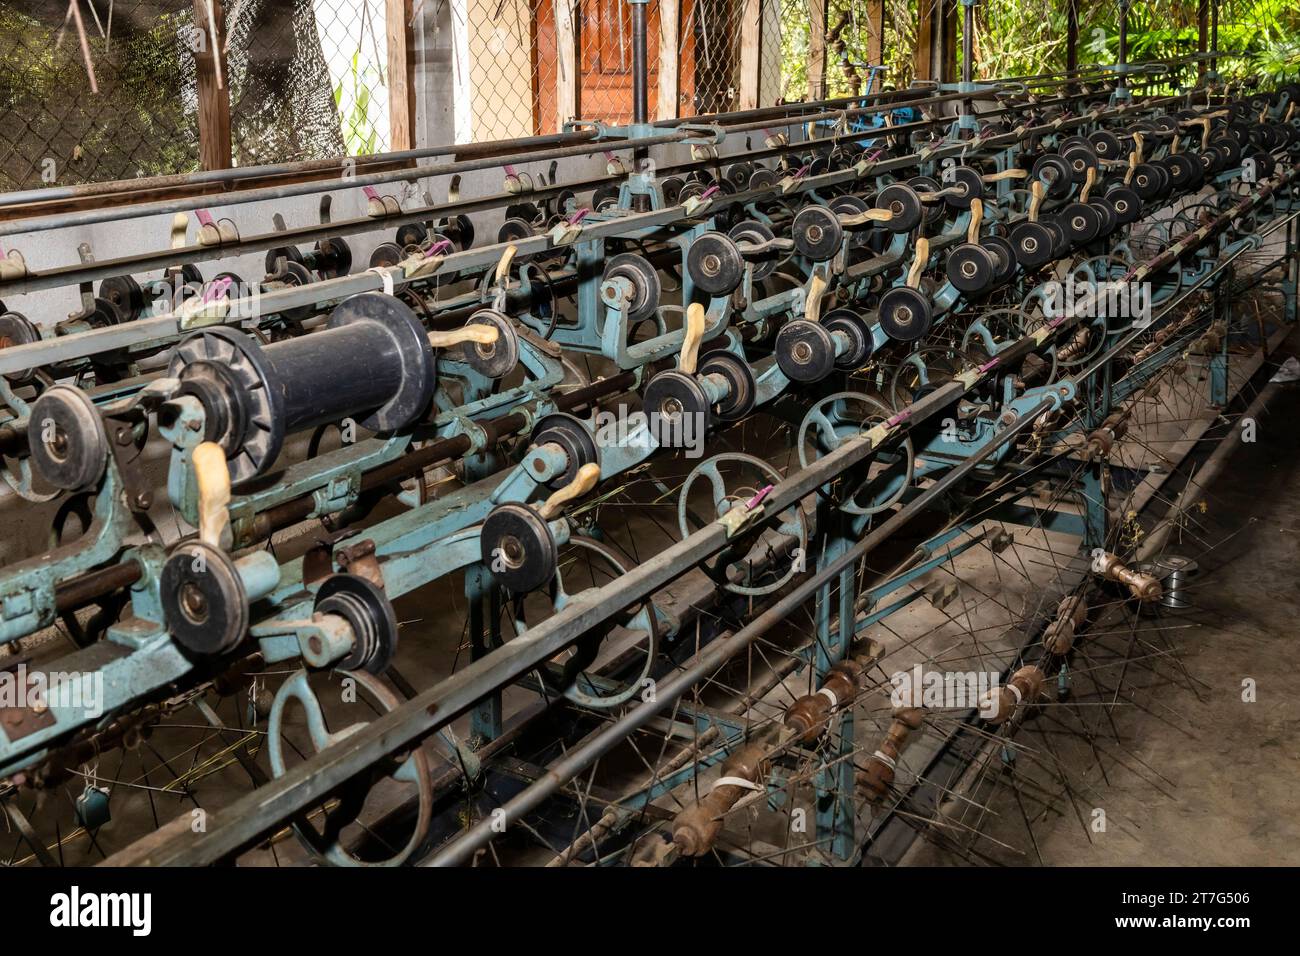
[966, 198, 983, 244]
[539, 462, 601, 520]
[170, 213, 189, 250]
[193, 441, 231, 549]
[1132, 131, 1144, 164]
[804, 271, 828, 325]
[982, 168, 1028, 182]
[1080, 165, 1096, 204]
[839, 207, 894, 227]
[495, 244, 517, 285]
[680, 302, 706, 375]
[1028, 180, 1045, 222]
[1187, 117, 1212, 149]
[907, 237, 929, 289]
[1124, 150, 1138, 185]
[428, 324, 500, 349]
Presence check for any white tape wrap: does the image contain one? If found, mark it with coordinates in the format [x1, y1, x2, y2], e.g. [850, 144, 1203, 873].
[709, 776, 764, 794]
[817, 687, 839, 708]
[871, 750, 897, 770]
[367, 266, 396, 296]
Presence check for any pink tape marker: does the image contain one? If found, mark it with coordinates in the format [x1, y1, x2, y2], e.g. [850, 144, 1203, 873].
[746, 484, 774, 510]
[201, 275, 233, 304]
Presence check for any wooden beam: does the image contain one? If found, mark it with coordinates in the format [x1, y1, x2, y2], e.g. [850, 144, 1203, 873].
[657, 0, 681, 119]
[556, 0, 580, 127]
[866, 0, 884, 66]
[739, 0, 761, 110]
[808, 0, 828, 100]
[942, 0, 956, 84]
[914, 0, 934, 82]
[193, 0, 231, 170]
[386, 0, 416, 151]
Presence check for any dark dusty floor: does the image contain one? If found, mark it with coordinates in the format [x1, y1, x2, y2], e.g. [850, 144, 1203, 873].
[906, 336, 1300, 867]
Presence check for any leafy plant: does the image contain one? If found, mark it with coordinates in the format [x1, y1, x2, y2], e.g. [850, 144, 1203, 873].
[332, 50, 383, 156]
[775, 0, 1300, 102]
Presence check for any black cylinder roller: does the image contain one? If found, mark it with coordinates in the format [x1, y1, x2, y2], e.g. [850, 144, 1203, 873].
[168, 292, 434, 484]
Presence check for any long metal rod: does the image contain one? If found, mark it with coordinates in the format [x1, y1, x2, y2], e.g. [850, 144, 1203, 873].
[0, 92, 1186, 372]
[1077, 206, 1300, 382]
[630, 0, 649, 127]
[0, 130, 701, 240]
[423, 396, 1054, 866]
[0, 53, 1203, 215]
[0, 60, 1185, 241]
[102, 362, 1013, 866]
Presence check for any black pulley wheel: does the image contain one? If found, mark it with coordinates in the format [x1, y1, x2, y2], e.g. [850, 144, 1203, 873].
[27, 385, 110, 491]
[161, 542, 250, 657]
[687, 232, 745, 295]
[776, 319, 838, 382]
[877, 286, 933, 342]
[317, 573, 400, 675]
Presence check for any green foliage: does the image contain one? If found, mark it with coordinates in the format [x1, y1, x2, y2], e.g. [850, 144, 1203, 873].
[332, 50, 383, 156]
[775, 0, 1300, 103]
[0, 7, 200, 188]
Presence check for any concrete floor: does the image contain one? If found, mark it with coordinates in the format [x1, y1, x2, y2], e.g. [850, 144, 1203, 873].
[906, 334, 1300, 866]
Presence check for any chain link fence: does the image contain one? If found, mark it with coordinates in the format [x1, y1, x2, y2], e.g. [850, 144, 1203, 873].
[0, 0, 389, 190]
[0, 0, 201, 191]
[3, 1, 1294, 190]
[226, 0, 359, 167]
[446, 0, 745, 141]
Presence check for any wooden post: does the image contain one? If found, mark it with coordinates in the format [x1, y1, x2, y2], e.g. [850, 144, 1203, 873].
[739, 0, 761, 110]
[658, 0, 681, 119]
[386, 0, 416, 151]
[914, 0, 934, 82]
[942, 0, 956, 84]
[808, 0, 828, 100]
[866, 0, 884, 66]
[556, 0, 580, 127]
[193, 0, 231, 170]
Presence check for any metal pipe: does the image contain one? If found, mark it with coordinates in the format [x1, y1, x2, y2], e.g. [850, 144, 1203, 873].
[0, 129, 699, 240]
[631, 0, 649, 127]
[0, 131, 598, 211]
[1118, 0, 1130, 88]
[1211, 0, 1219, 72]
[962, 1, 974, 88]
[0, 91, 1184, 369]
